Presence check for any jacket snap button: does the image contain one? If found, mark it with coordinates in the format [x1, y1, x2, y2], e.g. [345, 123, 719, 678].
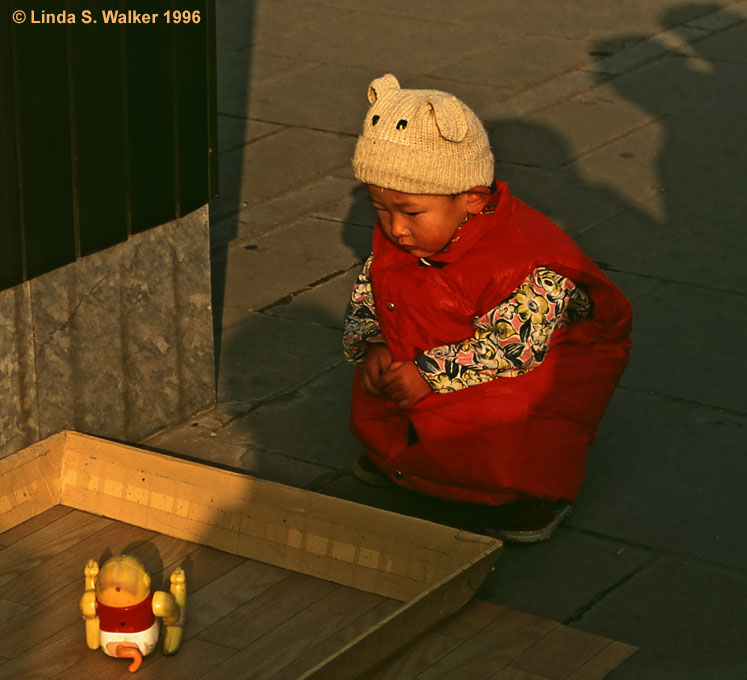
[386, 301, 395, 311]
[394, 470, 403, 479]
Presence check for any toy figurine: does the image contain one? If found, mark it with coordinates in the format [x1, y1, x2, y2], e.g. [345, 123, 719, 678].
[79, 555, 187, 672]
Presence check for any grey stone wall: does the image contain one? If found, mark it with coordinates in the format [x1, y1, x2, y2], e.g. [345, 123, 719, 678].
[0, 206, 215, 458]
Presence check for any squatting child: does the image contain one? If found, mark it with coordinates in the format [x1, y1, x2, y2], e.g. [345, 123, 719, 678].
[343, 74, 632, 543]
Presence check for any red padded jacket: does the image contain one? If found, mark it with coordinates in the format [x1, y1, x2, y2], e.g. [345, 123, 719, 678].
[350, 181, 632, 505]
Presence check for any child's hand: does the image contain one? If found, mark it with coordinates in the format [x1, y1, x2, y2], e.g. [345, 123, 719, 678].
[380, 361, 432, 410]
[361, 343, 393, 396]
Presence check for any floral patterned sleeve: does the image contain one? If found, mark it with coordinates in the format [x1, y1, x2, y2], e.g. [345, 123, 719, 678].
[343, 255, 383, 365]
[415, 267, 592, 393]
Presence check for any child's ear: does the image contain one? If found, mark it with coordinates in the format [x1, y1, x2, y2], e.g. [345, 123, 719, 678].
[464, 187, 492, 214]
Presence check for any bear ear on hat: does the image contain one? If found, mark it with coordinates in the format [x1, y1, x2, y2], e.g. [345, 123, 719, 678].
[367, 73, 400, 104]
[426, 94, 468, 143]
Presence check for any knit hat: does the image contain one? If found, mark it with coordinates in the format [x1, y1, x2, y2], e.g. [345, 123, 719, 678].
[352, 73, 494, 195]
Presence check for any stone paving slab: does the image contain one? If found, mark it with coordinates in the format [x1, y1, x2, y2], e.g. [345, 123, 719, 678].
[616, 283, 745, 412]
[291, 0, 499, 21]
[657, 113, 747, 201]
[586, 26, 709, 75]
[463, 0, 712, 38]
[580, 557, 747, 679]
[600, 271, 666, 308]
[475, 529, 653, 624]
[216, 312, 342, 403]
[591, 388, 666, 446]
[600, 55, 747, 114]
[481, 70, 606, 123]
[492, 160, 640, 239]
[573, 400, 747, 569]
[211, 127, 354, 221]
[219, 362, 359, 471]
[256, 8, 510, 75]
[216, 49, 318, 106]
[211, 175, 361, 245]
[563, 120, 666, 220]
[215, 216, 368, 328]
[577, 197, 744, 291]
[264, 267, 360, 328]
[314, 186, 377, 230]
[693, 19, 747, 57]
[145, 422, 334, 490]
[432, 35, 601, 94]
[220, 64, 372, 135]
[493, 92, 658, 170]
[216, 115, 282, 153]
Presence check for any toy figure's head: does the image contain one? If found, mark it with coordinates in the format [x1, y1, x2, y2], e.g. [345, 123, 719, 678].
[96, 555, 152, 608]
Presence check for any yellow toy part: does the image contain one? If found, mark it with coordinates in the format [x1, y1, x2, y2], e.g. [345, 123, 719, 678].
[167, 568, 187, 653]
[95, 554, 151, 608]
[80, 559, 100, 651]
[79, 555, 187, 672]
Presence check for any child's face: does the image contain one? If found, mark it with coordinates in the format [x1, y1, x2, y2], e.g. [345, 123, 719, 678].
[367, 185, 468, 258]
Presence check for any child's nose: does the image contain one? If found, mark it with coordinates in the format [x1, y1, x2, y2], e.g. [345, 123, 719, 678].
[390, 215, 409, 238]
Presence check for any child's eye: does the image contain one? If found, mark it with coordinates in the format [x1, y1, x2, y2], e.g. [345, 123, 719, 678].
[405, 211, 421, 217]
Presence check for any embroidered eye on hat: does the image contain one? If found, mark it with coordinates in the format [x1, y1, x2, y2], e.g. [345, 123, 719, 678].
[352, 73, 494, 195]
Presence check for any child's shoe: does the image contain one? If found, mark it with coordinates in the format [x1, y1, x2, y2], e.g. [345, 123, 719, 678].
[353, 455, 393, 486]
[480, 500, 572, 543]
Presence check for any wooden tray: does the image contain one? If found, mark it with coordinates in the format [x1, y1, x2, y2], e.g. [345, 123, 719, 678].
[1, 431, 503, 678]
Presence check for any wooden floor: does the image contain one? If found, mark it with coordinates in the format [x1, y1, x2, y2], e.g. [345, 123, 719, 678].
[0, 507, 635, 680]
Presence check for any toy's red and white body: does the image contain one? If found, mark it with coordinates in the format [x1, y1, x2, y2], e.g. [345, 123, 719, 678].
[97, 591, 160, 659]
[80, 555, 186, 672]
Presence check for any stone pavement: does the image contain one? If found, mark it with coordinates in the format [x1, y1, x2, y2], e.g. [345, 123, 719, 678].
[145, 1, 747, 677]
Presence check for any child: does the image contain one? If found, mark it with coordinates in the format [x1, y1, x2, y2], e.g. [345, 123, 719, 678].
[343, 74, 632, 543]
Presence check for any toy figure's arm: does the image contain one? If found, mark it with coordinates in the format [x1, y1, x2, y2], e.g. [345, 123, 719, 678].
[415, 267, 590, 392]
[152, 590, 181, 624]
[153, 567, 187, 655]
[80, 559, 100, 650]
[343, 255, 384, 365]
